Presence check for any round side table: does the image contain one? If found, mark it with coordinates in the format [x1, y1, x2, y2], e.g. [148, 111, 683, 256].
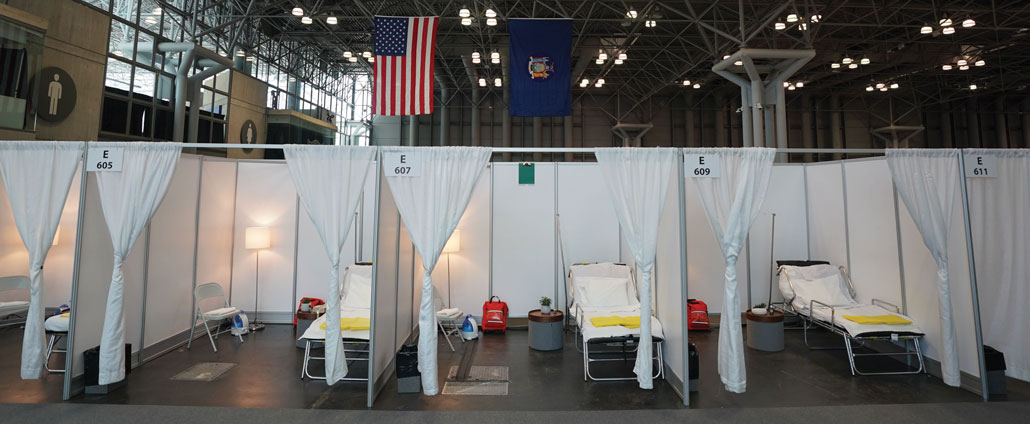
[528, 309, 564, 351]
[746, 309, 784, 352]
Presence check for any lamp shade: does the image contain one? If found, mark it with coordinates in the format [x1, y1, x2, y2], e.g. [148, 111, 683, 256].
[245, 227, 271, 249]
[442, 230, 461, 253]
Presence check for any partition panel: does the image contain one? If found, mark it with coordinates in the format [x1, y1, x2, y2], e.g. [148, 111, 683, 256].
[805, 162, 848, 266]
[492, 163, 556, 316]
[396, 222, 415, 349]
[142, 156, 200, 356]
[426, 168, 489, 319]
[294, 213, 357, 307]
[656, 168, 685, 394]
[194, 159, 237, 302]
[843, 159, 904, 306]
[371, 169, 399, 406]
[746, 164, 808, 307]
[556, 163, 621, 312]
[230, 161, 298, 322]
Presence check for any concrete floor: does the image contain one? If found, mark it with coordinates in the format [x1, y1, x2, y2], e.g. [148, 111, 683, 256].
[2, 321, 1028, 411]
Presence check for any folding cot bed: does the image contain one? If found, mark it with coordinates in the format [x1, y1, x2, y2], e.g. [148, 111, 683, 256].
[569, 262, 665, 382]
[772, 261, 926, 376]
[298, 264, 371, 381]
[0, 276, 29, 328]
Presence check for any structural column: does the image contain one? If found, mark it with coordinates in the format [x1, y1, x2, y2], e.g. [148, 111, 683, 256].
[1022, 97, 1030, 147]
[439, 84, 449, 146]
[830, 93, 843, 159]
[715, 96, 728, 147]
[940, 109, 954, 148]
[995, 97, 1008, 148]
[801, 94, 814, 162]
[968, 98, 981, 148]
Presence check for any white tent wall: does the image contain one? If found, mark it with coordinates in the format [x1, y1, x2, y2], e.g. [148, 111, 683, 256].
[195, 159, 238, 302]
[141, 155, 201, 360]
[68, 173, 148, 384]
[556, 163, 622, 312]
[0, 165, 81, 307]
[655, 165, 686, 399]
[897, 177, 982, 390]
[230, 161, 299, 323]
[370, 168, 401, 406]
[842, 159, 905, 306]
[804, 162, 849, 268]
[744, 164, 808, 309]
[423, 167, 490, 318]
[492, 163, 557, 316]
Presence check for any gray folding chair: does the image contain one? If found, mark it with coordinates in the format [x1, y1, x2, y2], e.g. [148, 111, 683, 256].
[188, 283, 242, 352]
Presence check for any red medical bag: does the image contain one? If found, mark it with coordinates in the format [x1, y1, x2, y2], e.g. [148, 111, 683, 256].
[482, 296, 509, 333]
[687, 299, 711, 331]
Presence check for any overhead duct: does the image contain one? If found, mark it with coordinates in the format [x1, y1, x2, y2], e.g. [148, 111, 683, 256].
[158, 42, 234, 143]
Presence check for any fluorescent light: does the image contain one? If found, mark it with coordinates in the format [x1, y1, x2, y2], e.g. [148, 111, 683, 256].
[783, 81, 791, 88]
[490, 51, 500, 59]
[957, 59, 967, 66]
[368, 57, 374, 63]
[479, 78, 486, 87]
[348, 56, 357, 62]
[362, 51, 372, 58]
[796, 82, 804, 88]
[866, 86, 874, 91]
[831, 63, 841, 69]
[942, 26, 955, 34]
[734, 60, 743, 66]
[599, 51, 608, 60]
[343, 51, 352, 58]
[614, 59, 623, 65]
[486, 18, 497, 26]
[942, 64, 952, 70]
[920, 26, 932, 34]
[472, 57, 480, 64]
[692, 83, 701, 89]
[301, 16, 312, 24]
[472, 51, 480, 59]
[645, 20, 656, 28]
[848, 63, 858, 69]
[787, 14, 798, 23]
[969, 84, 977, 90]
[939, 18, 953, 26]
[975, 59, 985, 66]
[959, 64, 969, 70]
[860, 57, 870, 65]
[327, 16, 338, 25]
[491, 57, 500, 64]
[494, 78, 502, 87]
[890, 83, 899, 89]
[775, 22, 786, 30]
[879, 87, 888, 92]
[581, 79, 589, 85]
[627, 9, 638, 19]
[876, 83, 885, 89]
[841, 56, 853, 64]
[618, 53, 627, 60]
[485, 9, 497, 18]
[461, 17, 472, 26]
[595, 58, 603, 64]
[962, 19, 976, 28]
[682, 80, 690, 86]
[292, 7, 303, 17]
[459, 8, 470, 18]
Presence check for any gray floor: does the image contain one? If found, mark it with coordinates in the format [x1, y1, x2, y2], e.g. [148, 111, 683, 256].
[2, 319, 1029, 414]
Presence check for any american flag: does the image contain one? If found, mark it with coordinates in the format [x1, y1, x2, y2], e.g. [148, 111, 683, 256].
[373, 16, 438, 116]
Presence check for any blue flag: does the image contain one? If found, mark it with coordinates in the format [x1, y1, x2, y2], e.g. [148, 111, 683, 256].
[509, 19, 572, 117]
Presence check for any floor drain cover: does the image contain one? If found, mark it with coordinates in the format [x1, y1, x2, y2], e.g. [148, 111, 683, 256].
[441, 381, 509, 395]
[447, 365, 509, 381]
[171, 362, 236, 381]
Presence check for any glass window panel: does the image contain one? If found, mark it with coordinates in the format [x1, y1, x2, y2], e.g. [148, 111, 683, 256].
[154, 107, 173, 140]
[104, 58, 133, 92]
[156, 73, 173, 104]
[212, 93, 228, 117]
[0, 17, 45, 131]
[200, 87, 213, 112]
[132, 67, 155, 99]
[112, 0, 140, 24]
[109, 20, 135, 59]
[84, 0, 111, 12]
[130, 103, 153, 136]
[134, 29, 154, 67]
[214, 69, 230, 92]
[101, 96, 129, 134]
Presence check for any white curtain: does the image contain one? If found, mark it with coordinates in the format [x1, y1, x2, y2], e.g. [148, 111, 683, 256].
[283, 145, 376, 385]
[96, 142, 182, 385]
[690, 147, 775, 393]
[594, 147, 677, 390]
[0, 141, 83, 379]
[887, 148, 961, 387]
[381, 146, 490, 395]
[966, 149, 1030, 381]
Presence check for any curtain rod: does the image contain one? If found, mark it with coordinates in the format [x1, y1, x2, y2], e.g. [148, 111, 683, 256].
[177, 143, 889, 154]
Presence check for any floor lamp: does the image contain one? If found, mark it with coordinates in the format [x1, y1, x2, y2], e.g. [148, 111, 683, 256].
[442, 230, 460, 308]
[246, 226, 270, 331]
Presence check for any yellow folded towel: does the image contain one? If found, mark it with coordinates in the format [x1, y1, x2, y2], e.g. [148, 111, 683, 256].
[841, 315, 912, 325]
[589, 316, 641, 329]
[319, 317, 370, 331]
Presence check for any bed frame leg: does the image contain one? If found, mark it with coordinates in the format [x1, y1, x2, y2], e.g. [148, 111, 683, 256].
[582, 340, 588, 382]
[844, 336, 857, 376]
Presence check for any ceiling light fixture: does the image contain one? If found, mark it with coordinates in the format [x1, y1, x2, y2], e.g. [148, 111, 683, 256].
[962, 19, 976, 28]
[491, 57, 500, 64]
[783, 81, 791, 88]
[788, 84, 796, 91]
[848, 63, 858, 69]
[144, 16, 158, 25]
[327, 16, 338, 25]
[292, 7, 303, 17]
[890, 83, 899, 89]
[811, 14, 822, 23]
[920, 26, 933, 34]
[860, 57, 870, 65]
[775, 22, 786, 30]
[959, 64, 969, 70]
[343, 51, 352, 58]
[246, 56, 254, 62]
[368, 57, 374, 63]
[957, 59, 968, 66]
[348, 56, 357, 62]
[487, 18, 497, 26]
[786, 14, 798, 23]
[485, 9, 497, 18]
[645, 20, 657, 28]
[876, 83, 885, 89]
[479, 78, 486, 87]
[723, 54, 730, 60]
[969, 84, 977, 90]
[734, 60, 743, 66]
[798, 23, 808, 31]
[692, 83, 701, 89]
[461, 17, 472, 26]
[236, 50, 245, 57]
[942, 26, 955, 34]
[627, 9, 638, 19]
[831, 63, 841, 69]
[494, 78, 502, 87]
[614, 59, 623, 65]
[363, 51, 372, 58]
[595, 58, 603, 64]
[301, 16, 312, 24]
[880, 87, 888, 92]
[682, 80, 691, 86]
[796, 82, 804, 88]
[490, 51, 500, 59]
[866, 86, 874, 91]
[974, 59, 985, 66]
[459, 8, 471, 18]
[942, 64, 952, 70]
[939, 18, 953, 26]
[618, 53, 628, 60]
[581, 78, 590, 85]
[599, 51, 608, 60]
[841, 56, 853, 64]
[595, 81, 603, 88]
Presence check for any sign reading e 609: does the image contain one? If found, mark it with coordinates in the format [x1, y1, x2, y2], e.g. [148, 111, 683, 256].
[384, 151, 420, 177]
[86, 147, 123, 172]
[685, 154, 720, 178]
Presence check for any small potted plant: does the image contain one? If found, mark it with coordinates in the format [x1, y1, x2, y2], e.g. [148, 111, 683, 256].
[750, 302, 767, 315]
[540, 296, 552, 314]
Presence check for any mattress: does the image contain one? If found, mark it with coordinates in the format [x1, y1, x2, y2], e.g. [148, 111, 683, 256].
[298, 307, 371, 342]
[809, 304, 924, 338]
[45, 314, 69, 332]
[0, 301, 29, 316]
[578, 306, 664, 342]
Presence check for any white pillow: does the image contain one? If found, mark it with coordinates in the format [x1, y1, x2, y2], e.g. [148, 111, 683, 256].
[577, 276, 632, 307]
[790, 273, 855, 310]
[342, 273, 372, 309]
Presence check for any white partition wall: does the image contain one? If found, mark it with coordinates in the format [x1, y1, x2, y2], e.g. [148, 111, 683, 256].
[492, 163, 557, 316]
[370, 169, 399, 406]
[141, 156, 201, 360]
[656, 167, 686, 399]
[194, 159, 237, 300]
[842, 159, 905, 306]
[746, 164, 808, 307]
[230, 161, 298, 322]
[805, 161, 848, 267]
[556, 163, 622, 311]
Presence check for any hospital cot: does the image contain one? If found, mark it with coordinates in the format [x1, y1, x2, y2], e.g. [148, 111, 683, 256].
[569, 262, 665, 382]
[298, 264, 371, 382]
[0, 276, 30, 328]
[772, 261, 926, 376]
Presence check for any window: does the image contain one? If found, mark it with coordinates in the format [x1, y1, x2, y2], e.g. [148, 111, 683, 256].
[0, 17, 44, 131]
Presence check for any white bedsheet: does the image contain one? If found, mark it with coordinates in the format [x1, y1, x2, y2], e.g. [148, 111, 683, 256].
[0, 301, 29, 315]
[810, 303, 924, 337]
[578, 306, 664, 342]
[298, 307, 371, 341]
